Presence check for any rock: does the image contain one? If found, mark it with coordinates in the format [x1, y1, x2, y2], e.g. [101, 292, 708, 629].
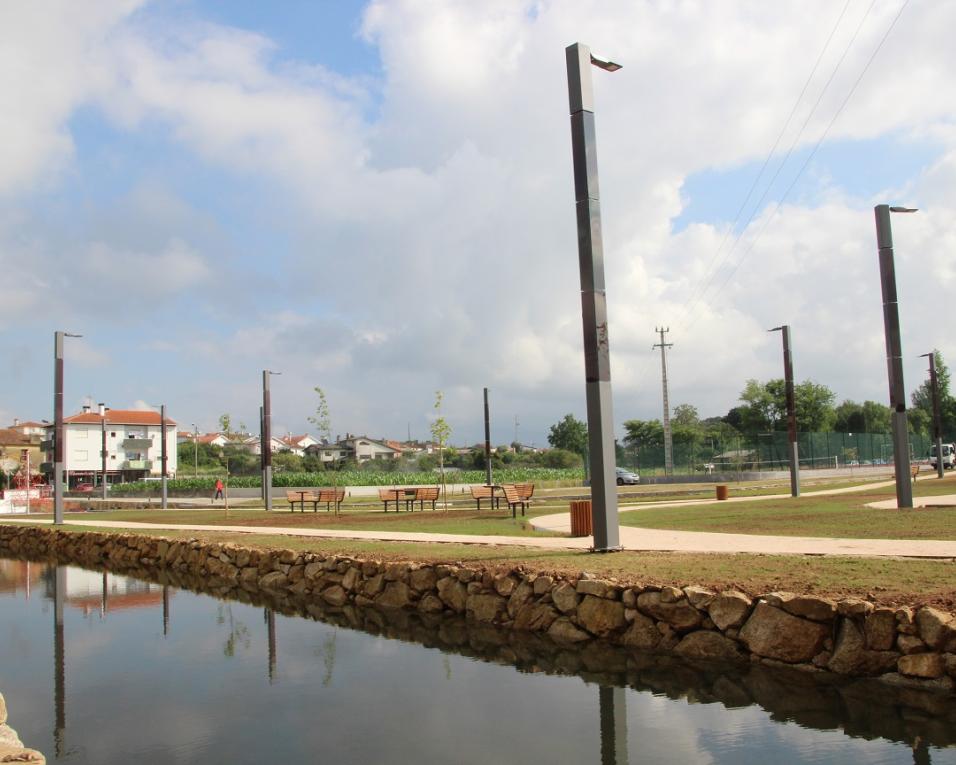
[674, 631, 744, 662]
[577, 595, 627, 636]
[408, 566, 437, 593]
[466, 582, 482, 595]
[417, 594, 444, 614]
[896, 606, 917, 634]
[636, 591, 702, 631]
[683, 586, 715, 609]
[304, 561, 324, 582]
[0, 745, 44, 763]
[513, 602, 559, 632]
[532, 575, 554, 596]
[620, 613, 661, 650]
[880, 672, 955, 693]
[621, 589, 637, 609]
[945, 653, 956, 678]
[764, 592, 837, 622]
[897, 634, 926, 655]
[548, 617, 590, 643]
[384, 563, 408, 582]
[507, 580, 534, 618]
[376, 581, 411, 609]
[827, 618, 899, 676]
[898, 653, 945, 679]
[576, 578, 618, 599]
[0, 693, 5, 725]
[0, 725, 22, 749]
[258, 571, 288, 590]
[659, 586, 683, 603]
[864, 608, 897, 651]
[363, 573, 385, 598]
[340, 567, 361, 592]
[915, 607, 956, 650]
[837, 599, 874, 618]
[467, 593, 507, 623]
[322, 585, 348, 607]
[551, 583, 580, 614]
[708, 591, 752, 631]
[493, 574, 518, 597]
[738, 602, 829, 663]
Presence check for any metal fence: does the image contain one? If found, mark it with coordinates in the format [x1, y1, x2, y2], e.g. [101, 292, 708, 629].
[620, 430, 944, 476]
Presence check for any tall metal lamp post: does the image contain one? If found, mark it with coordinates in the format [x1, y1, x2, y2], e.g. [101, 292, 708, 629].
[100, 405, 109, 501]
[53, 331, 82, 525]
[191, 423, 199, 478]
[160, 404, 168, 509]
[875, 204, 917, 509]
[920, 352, 944, 479]
[263, 370, 281, 511]
[768, 325, 800, 496]
[566, 42, 622, 551]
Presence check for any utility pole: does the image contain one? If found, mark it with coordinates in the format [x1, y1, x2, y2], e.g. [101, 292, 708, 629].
[653, 327, 674, 476]
[100, 406, 108, 501]
[160, 404, 168, 510]
[259, 406, 265, 502]
[263, 370, 280, 511]
[769, 326, 800, 496]
[566, 42, 622, 552]
[513, 415, 519, 448]
[483, 388, 493, 486]
[921, 352, 944, 479]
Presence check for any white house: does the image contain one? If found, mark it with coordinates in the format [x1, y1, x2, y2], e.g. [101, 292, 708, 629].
[279, 434, 319, 456]
[43, 405, 178, 487]
[340, 435, 402, 462]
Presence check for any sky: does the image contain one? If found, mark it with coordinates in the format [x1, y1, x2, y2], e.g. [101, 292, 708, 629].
[2, 0, 955, 447]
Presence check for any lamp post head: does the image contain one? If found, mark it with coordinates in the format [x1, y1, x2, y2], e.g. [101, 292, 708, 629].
[589, 53, 622, 72]
[889, 206, 918, 213]
[768, 326, 784, 333]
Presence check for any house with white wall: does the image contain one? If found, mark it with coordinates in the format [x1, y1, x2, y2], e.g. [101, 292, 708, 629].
[43, 405, 178, 486]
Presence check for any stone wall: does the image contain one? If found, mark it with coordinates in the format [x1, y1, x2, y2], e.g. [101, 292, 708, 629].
[1, 524, 954, 696]
[0, 692, 45, 763]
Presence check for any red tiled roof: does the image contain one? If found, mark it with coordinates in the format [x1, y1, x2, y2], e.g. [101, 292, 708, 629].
[63, 410, 178, 426]
[0, 428, 32, 445]
[6, 421, 47, 429]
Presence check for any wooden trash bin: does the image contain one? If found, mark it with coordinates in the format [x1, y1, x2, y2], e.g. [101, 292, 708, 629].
[570, 500, 593, 537]
[715, 485, 729, 501]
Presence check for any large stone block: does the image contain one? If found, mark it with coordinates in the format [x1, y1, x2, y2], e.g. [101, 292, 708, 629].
[577, 595, 626, 636]
[764, 592, 837, 622]
[467, 593, 507, 623]
[513, 602, 559, 632]
[674, 631, 744, 662]
[898, 653, 945, 679]
[620, 612, 660, 651]
[636, 591, 702, 631]
[739, 602, 829, 663]
[864, 608, 897, 651]
[551, 583, 580, 614]
[548, 617, 590, 643]
[916, 607, 956, 651]
[708, 591, 752, 631]
[376, 581, 411, 609]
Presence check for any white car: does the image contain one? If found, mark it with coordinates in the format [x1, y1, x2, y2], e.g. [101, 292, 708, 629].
[615, 468, 640, 485]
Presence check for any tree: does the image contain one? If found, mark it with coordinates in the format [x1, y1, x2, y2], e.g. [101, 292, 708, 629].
[431, 391, 452, 512]
[794, 380, 836, 432]
[218, 413, 232, 436]
[308, 387, 339, 512]
[671, 403, 703, 446]
[911, 350, 956, 436]
[622, 419, 663, 448]
[834, 400, 891, 433]
[548, 414, 588, 456]
[734, 378, 835, 434]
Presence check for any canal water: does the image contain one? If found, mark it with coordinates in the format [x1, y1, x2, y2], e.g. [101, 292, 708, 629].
[1, 558, 954, 764]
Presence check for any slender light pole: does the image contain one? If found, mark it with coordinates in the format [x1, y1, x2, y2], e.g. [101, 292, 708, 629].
[875, 204, 917, 509]
[100, 406, 108, 501]
[653, 327, 674, 476]
[191, 423, 199, 478]
[53, 331, 82, 525]
[160, 404, 168, 509]
[769, 325, 800, 496]
[920, 352, 944, 479]
[259, 405, 265, 502]
[483, 387, 492, 486]
[566, 42, 622, 552]
[263, 370, 281, 511]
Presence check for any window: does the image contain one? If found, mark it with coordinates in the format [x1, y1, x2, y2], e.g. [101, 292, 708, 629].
[110, 432, 116, 438]
[111, 455, 116, 460]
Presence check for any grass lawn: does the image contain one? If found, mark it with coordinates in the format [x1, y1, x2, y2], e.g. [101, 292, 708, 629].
[619, 485, 956, 539]
[7, 522, 954, 608]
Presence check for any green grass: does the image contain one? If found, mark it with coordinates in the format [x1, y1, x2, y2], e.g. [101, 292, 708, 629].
[7, 522, 954, 608]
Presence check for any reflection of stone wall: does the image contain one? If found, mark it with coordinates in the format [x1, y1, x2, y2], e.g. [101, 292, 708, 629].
[0, 691, 46, 763]
[2, 525, 955, 700]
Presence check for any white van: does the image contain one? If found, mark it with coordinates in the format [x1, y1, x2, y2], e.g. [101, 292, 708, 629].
[929, 442, 956, 470]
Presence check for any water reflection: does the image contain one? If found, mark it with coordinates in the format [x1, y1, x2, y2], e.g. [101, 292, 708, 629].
[3, 557, 955, 763]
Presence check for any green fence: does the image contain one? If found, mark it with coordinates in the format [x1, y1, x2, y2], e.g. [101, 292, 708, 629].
[620, 430, 944, 476]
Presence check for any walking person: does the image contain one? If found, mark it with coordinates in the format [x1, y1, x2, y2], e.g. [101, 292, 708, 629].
[214, 477, 224, 501]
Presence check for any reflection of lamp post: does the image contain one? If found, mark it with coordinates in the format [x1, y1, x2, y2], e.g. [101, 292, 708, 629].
[54, 331, 82, 524]
[768, 325, 800, 497]
[566, 42, 622, 552]
[598, 685, 628, 764]
[875, 204, 917, 509]
[920, 352, 944, 479]
[53, 565, 66, 757]
[263, 370, 281, 512]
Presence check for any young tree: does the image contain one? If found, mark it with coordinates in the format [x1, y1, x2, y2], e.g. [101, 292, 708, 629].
[218, 413, 232, 436]
[911, 350, 956, 435]
[547, 414, 588, 456]
[431, 391, 452, 512]
[308, 387, 339, 512]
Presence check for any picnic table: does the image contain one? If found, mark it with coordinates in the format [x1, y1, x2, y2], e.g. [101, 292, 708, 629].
[378, 487, 440, 512]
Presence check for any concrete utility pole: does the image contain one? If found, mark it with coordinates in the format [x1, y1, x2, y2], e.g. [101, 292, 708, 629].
[100, 405, 108, 501]
[653, 327, 674, 476]
[483, 388, 492, 486]
[769, 326, 800, 496]
[875, 204, 917, 509]
[53, 331, 81, 525]
[921, 352, 944, 479]
[566, 42, 622, 552]
[160, 404, 168, 510]
[262, 370, 280, 511]
[259, 406, 265, 501]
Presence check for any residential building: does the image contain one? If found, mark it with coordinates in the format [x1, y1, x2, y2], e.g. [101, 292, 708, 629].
[42, 405, 178, 487]
[6, 420, 49, 438]
[339, 435, 402, 462]
[279, 434, 319, 456]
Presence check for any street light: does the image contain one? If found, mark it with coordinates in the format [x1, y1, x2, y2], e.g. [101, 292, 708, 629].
[768, 325, 800, 497]
[919, 352, 944, 479]
[191, 423, 199, 478]
[263, 370, 281, 511]
[874, 204, 917, 509]
[53, 331, 82, 525]
[151, 403, 169, 509]
[566, 42, 621, 552]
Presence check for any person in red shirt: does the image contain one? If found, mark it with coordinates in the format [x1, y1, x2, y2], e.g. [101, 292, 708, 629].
[214, 478, 224, 501]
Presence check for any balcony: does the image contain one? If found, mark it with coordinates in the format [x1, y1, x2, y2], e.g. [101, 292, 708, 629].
[40, 439, 54, 452]
[122, 438, 152, 449]
[120, 460, 153, 471]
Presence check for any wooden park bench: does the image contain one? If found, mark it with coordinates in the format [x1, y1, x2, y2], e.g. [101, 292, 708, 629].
[502, 484, 528, 518]
[286, 490, 318, 512]
[315, 487, 345, 512]
[379, 488, 415, 512]
[413, 486, 440, 511]
[515, 483, 535, 504]
[470, 485, 500, 511]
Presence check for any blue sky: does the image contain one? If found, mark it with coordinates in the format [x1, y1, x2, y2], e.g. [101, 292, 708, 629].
[2, 0, 955, 446]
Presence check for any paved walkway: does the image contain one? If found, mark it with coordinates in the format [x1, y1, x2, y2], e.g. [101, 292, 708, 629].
[3, 478, 954, 559]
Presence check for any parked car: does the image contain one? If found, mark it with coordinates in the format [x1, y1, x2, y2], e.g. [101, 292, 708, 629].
[73, 482, 95, 493]
[615, 468, 640, 485]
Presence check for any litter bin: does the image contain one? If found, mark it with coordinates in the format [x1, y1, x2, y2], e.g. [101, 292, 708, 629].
[715, 485, 729, 501]
[570, 500, 593, 537]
